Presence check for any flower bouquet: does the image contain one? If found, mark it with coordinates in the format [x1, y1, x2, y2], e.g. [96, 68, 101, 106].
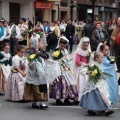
[76, 27, 81, 32]
[107, 56, 115, 64]
[87, 65, 112, 84]
[37, 31, 43, 37]
[52, 48, 63, 59]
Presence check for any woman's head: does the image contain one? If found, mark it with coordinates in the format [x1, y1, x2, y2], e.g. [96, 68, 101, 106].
[95, 22, 102, 30]
[94, 52, 104, 63]
[80, 37, 90, 50]
[59, 38, 68, 50]
[111, 18, 117, 25]
[100, 45, 110, 56]
[16, 45, 26, 57]
[2, 43, 10, 53]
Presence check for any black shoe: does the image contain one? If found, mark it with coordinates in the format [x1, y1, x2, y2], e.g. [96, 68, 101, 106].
[39, 104, 48, 109]
[64, 99, 72, 105]
[105, 110, 114, 116]
[32, 103, 39, 108]
[74, 101, 79, 105]
[88, 110, 96, 115]
[56, 99, 64, 105]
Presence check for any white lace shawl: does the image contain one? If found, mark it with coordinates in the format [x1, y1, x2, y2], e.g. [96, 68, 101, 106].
[0, 51, 11, 62]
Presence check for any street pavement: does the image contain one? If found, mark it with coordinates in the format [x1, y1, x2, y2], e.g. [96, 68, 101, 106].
[1, 44, 120, 120]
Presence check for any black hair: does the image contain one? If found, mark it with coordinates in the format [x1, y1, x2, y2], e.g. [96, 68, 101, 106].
[100, 44, 109, 51]
[59, 38, 68, 45]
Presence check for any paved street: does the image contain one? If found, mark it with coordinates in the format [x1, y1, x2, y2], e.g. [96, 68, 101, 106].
[1, 44, 120, 120]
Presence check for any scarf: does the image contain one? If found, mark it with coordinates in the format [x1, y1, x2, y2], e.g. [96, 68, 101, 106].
[96, 29, 105, 42]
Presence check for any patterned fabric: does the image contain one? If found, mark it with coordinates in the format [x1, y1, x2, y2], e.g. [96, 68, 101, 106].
[23, 83, 48, 101]
[5, 73, 25, 101]
[49, 76, 78, 99]
[0, 67, 5, 92]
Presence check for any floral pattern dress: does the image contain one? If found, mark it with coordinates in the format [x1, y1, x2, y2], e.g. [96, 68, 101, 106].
[49, 48, 78, 99]
[5, 55, 28, 101]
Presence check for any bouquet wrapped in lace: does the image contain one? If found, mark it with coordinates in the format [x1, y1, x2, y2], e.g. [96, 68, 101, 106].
[87, 65, 112, 84]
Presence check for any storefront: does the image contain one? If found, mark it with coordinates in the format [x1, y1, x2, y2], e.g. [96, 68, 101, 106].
[34, 1, 59, 22]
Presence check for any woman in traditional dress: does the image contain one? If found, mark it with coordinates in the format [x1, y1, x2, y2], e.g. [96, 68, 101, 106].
[73, 37, 91, 104]
[24, 39, 49, 109]
[5, 45, 28, 101]
[0, 43, 12, 94]
[80, 52, 114, 116]
[49, 36, 78, 105]
[100, 45, 119, 106]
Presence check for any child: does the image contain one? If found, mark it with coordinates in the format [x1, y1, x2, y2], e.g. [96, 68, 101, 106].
[73, 37, 91, 104]
[23, 39, 49, 109]
[30, 32, 40, 54]
[80, 52, 114, 116]
[0, 43, 12, 94]
[5, 45, 28, 101]
[49, 36, 78, 105]
[100, 45, 119, 106]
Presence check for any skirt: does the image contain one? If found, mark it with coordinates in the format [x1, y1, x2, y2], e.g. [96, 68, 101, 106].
[0, 67, 5, 93]
[23, 83, 48, 102]
[49, 76, 78, 99]
[80, 88, 108, 111]
[5, 73, 25, 101]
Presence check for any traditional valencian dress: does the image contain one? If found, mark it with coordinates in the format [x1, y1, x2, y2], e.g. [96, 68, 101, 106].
[5, 55, 28, 101]
[74, 48, 89, 101]
[49, 48, 78, 103]
[0, 51, 12, 94]
[80, 62, 112, 111]
[23, 50, 49, 102]
[102, 56, 119, 106]
[73, 37, 91, 101]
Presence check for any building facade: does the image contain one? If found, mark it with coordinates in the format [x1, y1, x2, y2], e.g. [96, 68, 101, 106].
[0, 0, 119, 24]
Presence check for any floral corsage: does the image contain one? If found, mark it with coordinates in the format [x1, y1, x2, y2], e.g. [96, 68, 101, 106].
[107, 56, 115, 64]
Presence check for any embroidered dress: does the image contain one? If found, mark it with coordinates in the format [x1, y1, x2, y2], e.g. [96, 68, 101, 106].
[49, 48, 78, 99]
[73, 48, 89, 101]
[23, 51, 49, 101]
[0, 51, 12, 93]
[5, 55, 28, 101]
[102, 56, 119, 106]
[80, 62, 112, 111]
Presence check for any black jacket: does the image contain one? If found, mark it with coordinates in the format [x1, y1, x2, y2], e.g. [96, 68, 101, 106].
[83, 24, 94, 39]
[65, 24, 75, 37]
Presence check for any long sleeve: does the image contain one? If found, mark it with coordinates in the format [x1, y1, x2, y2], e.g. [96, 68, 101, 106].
[5, 27, 11, 39]
[15, 26, 20, 38]
[0, 29, 6, 41]
[75, 54, 82, 66]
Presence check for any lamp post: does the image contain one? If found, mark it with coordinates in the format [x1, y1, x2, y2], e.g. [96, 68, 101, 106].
[90, 0, 97, 21]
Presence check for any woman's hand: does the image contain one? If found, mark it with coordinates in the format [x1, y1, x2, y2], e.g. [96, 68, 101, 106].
[21, 72, 26, 77]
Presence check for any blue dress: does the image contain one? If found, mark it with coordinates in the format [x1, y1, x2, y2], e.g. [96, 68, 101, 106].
[102, 56, 119, 106]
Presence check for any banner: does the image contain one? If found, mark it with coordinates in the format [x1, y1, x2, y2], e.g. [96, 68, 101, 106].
[34, 2, 52, 9]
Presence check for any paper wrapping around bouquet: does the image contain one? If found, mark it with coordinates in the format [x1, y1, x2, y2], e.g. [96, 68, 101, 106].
[45, 60, 61, 84]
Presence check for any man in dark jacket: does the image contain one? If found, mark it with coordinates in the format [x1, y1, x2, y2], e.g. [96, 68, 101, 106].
[65, 20, 75, 53]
